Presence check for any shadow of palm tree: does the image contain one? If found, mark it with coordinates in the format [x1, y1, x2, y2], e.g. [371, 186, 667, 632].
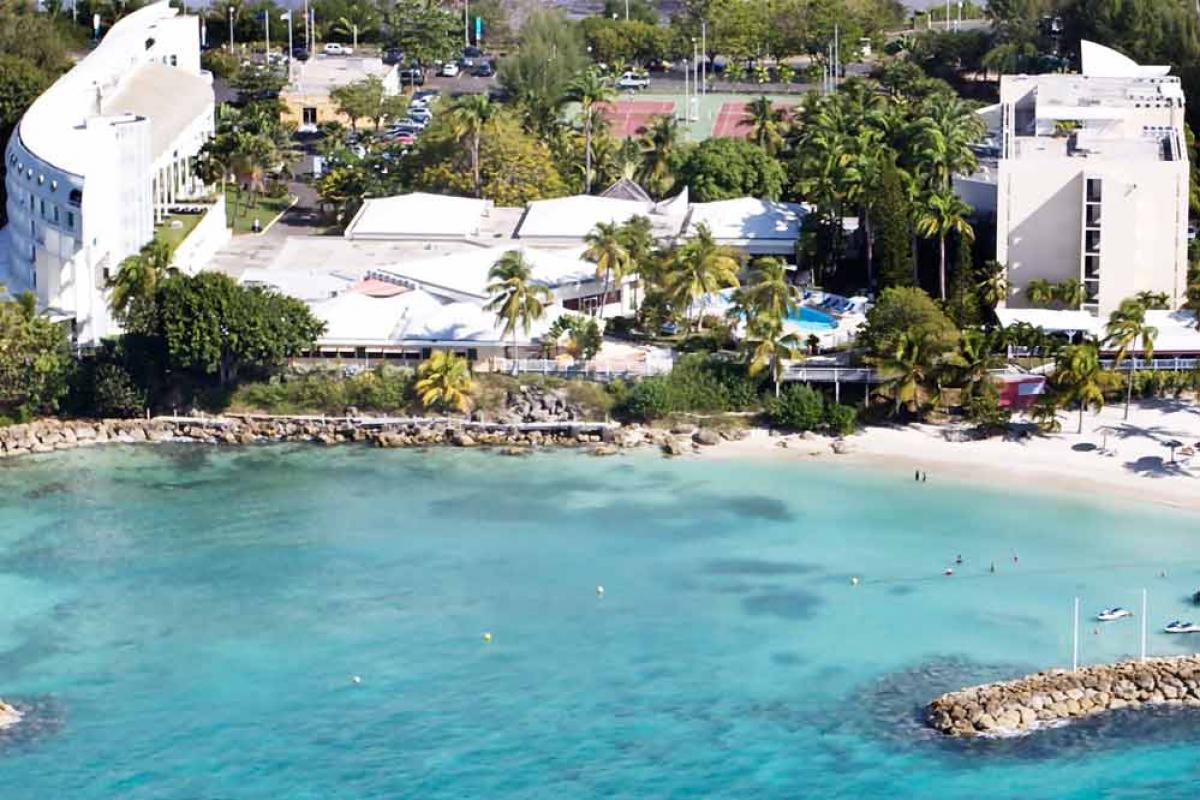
[1123, 455, 1194, 479]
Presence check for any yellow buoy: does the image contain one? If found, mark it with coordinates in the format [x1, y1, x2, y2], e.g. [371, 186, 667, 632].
[482, 632, 492, 643]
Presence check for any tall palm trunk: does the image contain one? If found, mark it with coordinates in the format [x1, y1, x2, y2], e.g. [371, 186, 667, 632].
[1124, 368, 1133, 420]
[1077, 403, 1084, 435]
[584, 110, 593, 194]
[861, 205, 874, 289]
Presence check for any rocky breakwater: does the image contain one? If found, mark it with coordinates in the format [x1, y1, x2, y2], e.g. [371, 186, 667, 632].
[0, 418, 181, 457]
[927, 655, 1200, 737]
[0, 699, 20, 730]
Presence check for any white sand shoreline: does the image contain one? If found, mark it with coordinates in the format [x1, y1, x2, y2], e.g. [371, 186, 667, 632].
[696, 400, 1200, 512]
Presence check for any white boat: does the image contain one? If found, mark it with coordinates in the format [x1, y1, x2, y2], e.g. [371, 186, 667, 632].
[1164, 620, 1200, 634]
[1097, 607, 1133, 622]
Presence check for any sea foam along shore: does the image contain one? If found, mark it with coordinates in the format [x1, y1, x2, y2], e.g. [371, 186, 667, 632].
[0, 700, 21, 730]
[699, 401, 1200, 512]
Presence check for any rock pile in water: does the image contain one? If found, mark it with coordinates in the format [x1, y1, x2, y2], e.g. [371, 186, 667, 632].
[927, 655, 1200, 737]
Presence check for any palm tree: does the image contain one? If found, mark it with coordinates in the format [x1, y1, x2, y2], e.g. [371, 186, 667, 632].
[637, 114, 681, 198]
[914, 188, 974, 300]
[746, 324, 801, 398]
[740, 96, 787, 156]
[908, 93, 985, 193]
[976, 261, 1008, 312]
[107, 239, 176, 322]
[872, 330, 939, 418]
[565, 69, 615, 194]
[1105, 298, 1159, 420]
[1025, 278, 1054, 307]
[666, 223, 741, 331]
[415, 352, 474, 413]
[618, 215, 655, 310]
[447, 94, 495, 198]
[1055, 341, 1104, 434]
[485, 251, 554, 366]
[1055, 278, 1086, 310]
[582, 221, 630, 319]
[943, 328, 1002, 405]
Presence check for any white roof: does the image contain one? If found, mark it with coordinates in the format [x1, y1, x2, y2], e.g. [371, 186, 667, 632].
[101, 63, 212, 161]
[684, 198, 807, 241]
[1081, 40, 1170, 79]
[239, 268, 356, 302]
[516, 193, 687, 240]
[344, 193, 494, 240]
[372, 245, 600, 302]
[996, 308, 1200, 353]
[312, 286, 565, 345]
[16, 2, 209, 178]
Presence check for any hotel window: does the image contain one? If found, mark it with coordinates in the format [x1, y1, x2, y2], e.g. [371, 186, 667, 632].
[66, 211, 74, 230]
[52, 206, 59, 224]
[39, 199, 45, 218]
[303, 107, 318, 125]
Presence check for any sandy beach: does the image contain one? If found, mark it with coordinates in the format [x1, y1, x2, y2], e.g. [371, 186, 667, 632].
[703, 399, 1200, 511]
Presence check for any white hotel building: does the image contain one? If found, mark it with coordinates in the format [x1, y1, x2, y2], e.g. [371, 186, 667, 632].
[3, 1, 214, 345]
[957, 41, 1190, 319]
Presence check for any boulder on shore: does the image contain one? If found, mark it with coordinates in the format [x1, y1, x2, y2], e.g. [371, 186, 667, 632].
[0, 699, 21, 729]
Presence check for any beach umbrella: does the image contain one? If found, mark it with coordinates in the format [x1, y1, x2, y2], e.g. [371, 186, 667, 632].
[1165, 439, 1184, 463]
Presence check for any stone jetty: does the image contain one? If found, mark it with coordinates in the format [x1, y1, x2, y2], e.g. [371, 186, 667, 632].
[0, 699, 20, 729]
[927, 655, 1200, 737]
[0, 415, 749, 459]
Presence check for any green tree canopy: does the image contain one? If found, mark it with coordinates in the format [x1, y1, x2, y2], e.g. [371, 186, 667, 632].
[671, 137, 786, 201]
[858, 286, 959, 359]
[499, 9, 586, 131]
[154, 273, 325, 386]
[0, 292, 71, 420]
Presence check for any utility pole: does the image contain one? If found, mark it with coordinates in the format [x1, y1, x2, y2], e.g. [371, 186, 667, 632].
[283, 11, 293, 80]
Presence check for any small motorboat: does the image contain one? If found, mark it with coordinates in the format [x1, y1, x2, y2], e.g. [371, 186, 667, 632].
[1097, 607, 1133, 622]
[1192, 589, 1200, 605]
[1164, 620, 1200, 634]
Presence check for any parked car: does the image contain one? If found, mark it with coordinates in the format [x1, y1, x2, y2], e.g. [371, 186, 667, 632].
[408, 107, 433, 124]
[461, 45, 484, 67]
[386, 123, 421, 139]
[472, 61, 495, 78]
[398, 63, 425, 86]
[616, 71, 650, 90]
[291, 46, 310, 62]
[439, 61, 460, 77]
[412, 89, 439, 104]
[382, 47, 404, 65]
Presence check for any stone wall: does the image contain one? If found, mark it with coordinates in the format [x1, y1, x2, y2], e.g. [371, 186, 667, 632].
[927, 655, 1200, 737]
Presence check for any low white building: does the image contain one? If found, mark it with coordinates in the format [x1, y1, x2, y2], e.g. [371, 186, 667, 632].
[681, 198, 807, 257]
[3, 1, 214, 344]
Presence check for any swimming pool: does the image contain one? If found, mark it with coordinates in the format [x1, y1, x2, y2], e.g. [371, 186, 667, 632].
[786, 305, 838, 330]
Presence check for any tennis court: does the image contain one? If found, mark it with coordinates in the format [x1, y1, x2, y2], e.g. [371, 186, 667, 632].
[712, 100, 797, 139]
[598, 100, 677, 139]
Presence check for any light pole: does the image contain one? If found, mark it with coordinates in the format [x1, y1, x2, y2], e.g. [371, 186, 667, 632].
[464, 0, 469, 46]
[228, 5, 233, 49]
[625, 0, 629, 21]
[304, 0, 309, 52]
[353, 23, 358, 51]
[692, 37, 698, 121]
[282, 10, 293, 80]
[945, 0, 950, 31]
[264, 9, 270, 60]
[701, 20, 707, 97]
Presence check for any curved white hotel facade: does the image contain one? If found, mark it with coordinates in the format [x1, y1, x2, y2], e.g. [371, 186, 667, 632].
[4, 1, 214, 344]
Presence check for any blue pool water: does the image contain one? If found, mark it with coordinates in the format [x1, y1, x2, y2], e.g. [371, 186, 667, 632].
[787, 304, 838, 330]
[2, 445, 1200, 798]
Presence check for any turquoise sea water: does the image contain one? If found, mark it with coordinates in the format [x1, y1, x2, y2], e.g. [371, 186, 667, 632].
[2, 445, 1200, 798]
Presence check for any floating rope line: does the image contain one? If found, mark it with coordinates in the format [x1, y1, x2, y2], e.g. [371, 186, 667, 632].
[849, 559, 1199, 588]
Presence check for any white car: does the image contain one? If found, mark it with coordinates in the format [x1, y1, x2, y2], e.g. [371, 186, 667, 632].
[616, 71, 649, 90]
[322, 43, 352, 56]
[439, 61, 460, 77]
[408, 108, 433, 124]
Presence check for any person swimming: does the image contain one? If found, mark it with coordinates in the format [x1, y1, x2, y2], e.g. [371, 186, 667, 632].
[955, 554, 963, 565]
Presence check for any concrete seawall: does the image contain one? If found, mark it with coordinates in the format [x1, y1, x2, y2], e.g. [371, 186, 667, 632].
[927, 655, 1200, 737]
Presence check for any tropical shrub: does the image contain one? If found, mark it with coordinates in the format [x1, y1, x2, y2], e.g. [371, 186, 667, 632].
[767, 384, 825, 431]
[622, 376, 673, 420]
[825, 403, 859, 435]
[91, 364, 146, 418]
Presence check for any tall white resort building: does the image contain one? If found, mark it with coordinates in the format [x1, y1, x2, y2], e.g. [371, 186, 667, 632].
[957, 41, 1190, 317]
[4, 1, 214, 345]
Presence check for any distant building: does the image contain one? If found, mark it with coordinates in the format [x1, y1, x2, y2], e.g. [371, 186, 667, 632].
[3, 1, 214, 344]
[281, 56, 399, 129]
[958, 41, 1189, 318]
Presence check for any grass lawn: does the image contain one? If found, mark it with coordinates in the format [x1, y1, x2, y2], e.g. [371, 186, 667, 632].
[154, 211, 203, 253]
[224, 188, 294, 234]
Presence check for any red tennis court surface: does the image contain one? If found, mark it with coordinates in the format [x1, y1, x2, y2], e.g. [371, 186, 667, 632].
[598, 100, 676, 139]
[713, 100, 796, 139]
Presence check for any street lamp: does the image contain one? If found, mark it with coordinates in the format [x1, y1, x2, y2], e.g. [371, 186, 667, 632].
[228, 5, 233, 48]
